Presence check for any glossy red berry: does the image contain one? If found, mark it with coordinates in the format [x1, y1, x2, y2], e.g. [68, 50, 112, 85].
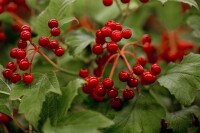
[94, 85, 106, 97]
[51, 27, 60, 36]
[121, 0, 130, 3]
[48, 19, 59, 29]
[10, 48, 18, 58]
[20, 30, 31, 41]
[107, 88, 118, 98]
[140, 0, 149, 3]
[92, 44, 104, 55]
[54, 47, 65, 56]
[91, 90, 104, 102]
[101, 26, 112, 37]
[127, 77, 138, 87]
[103, 0, 113, 6]
[105, 20, 116, 30]
[20, 25, 31, 32]
[0, 113, 11, 125]
[142, 42, 152, 53]
[10, 73, 21, 83]
[6, 2, 17, 12]
[38, 36, 50, 47]
[19, 59, 29, 71]
[115, 23, 122, 31]
[141, 71, 156, 85]
[133, 64, 144, 75]
[0, 32, 6, 42]
[123, 88, 134, 100]
[107, 41, 118, 54]
[16, 49, 26, 59]
[110, 97, 123, 109]
[93, 67, 103, 77]
[142, 34, 151, 44]
[6, 62, 17, 72]
[2, 69, 12, 79]
[137, 57, 147, 66]
[96, 30, 104, 39]
[119, 71, 130, 82]
[49, 40, 59, 49]
[96, 37, 105, 45]
[18, 40, 27, 49]
[102, 78, 113, 89]
[82, 84, 92, 94]
[122, 28, 132, 39]
[111, 30, 122, 42]
[23, 73, 34, 84]
[151, 64, 161, 75]
[87, 76, 99, 88]
[79, 68, 89, 78]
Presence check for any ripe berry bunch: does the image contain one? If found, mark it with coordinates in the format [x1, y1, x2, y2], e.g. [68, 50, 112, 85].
[2, 19, 65, 84]
[79, 20, 161, 109]
[0, 0, 19, 14]
[103, 0, 149, 7]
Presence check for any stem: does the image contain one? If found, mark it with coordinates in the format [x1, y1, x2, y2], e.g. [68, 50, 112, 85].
[128, 5, 142, 16]
[114, 0, 123, 14]
[2, 124, 9, 133]
[120, 52, 133, 73]
[12, 112, 27, 133]
[121, 41, 140, 52]
[9, 13, 29, 26]
[30, 50, 37, 73]
[109, 54, 120, 79]
[120, 2, 131, 24]
[29, 124, 33, 133]
[123, 51, 137, 60]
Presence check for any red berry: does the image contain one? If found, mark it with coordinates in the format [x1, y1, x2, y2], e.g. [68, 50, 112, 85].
[107, 88, 118, 98]
[20, 30, 31, 41]
[0, 6, 4, 14]
[133, 64, 144, 75]
[92, 44, 104, 55]
[121, 0, 130, 3]
[107, 41, 118, 54]
[6, 2, 17, 12]
[0, 0, 6, 5]
[142, 34, 151, 44]
[79, 68, 89, 78]
[19, 59, 29, 71]
[101, 26, 112, 37]
[87, 76, 99, 88]
[16, 49, 26, 59]
[10, 48, 18, 58]
[93, 67, 103, 77]
[122, 28, 132, 39]
[95, 37, 105, 45]
[105, 20, 116, 30]
[0, 32, 6, 42]
[140, 0, 149, 3]
[141, 71, 156, 85]
[137, 57, 147, 66]
[110, 97, 123, 109]
[6, 62, 17, 72]
[38, 36, 50, 47]
[18, 40, 27, 49]
[51, 27, 60, 36]
[115, 23, 122, 31]
[0, 113, 11, 125]
[49, 40, 59, 49]
[102, 78, 113, 89]
[119, 71, 130, 82]
[20, 25, 31, 32]
[123, 88, 134, 100]
[151, 64, 161, 75]
[103, 0, 113, 6]
[10, 73, 21, 83]
[111, 30, 122, 42]
[94, 85, 106, 97]
[142, 42, 152, 53]
[2, 69, 12, 79]
[127, 77, 138, 87]
[96, 30, 104, 39]
[48, 19, 59, 29]
[82, 84, 92, 94]
[23, 73, 34, 84]
[54, 47, 65, 56]
[91, 90, 104, 102]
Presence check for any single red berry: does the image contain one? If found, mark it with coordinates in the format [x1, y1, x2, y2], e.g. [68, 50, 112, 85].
[102, 78, 113, 89]
[142, 34, 151, 44]
[133, 64, 144, 75]
[48, 19, 59, 28]
[151, 64, 161, 75]
[20, 30, 31, 41]
[110, 97, 123, 109]
[122, 28, 132, 39]
[103, 0, 113, 6]
[38, 36, 50, 47]
[87, 76, 99, 88]
[127, 77, 138, 87]
[96, 30, 104, 39]
[51, 27, 60, 36]
[91, 90, 104, 102]
[111, 30, 122, 42]
[142, 42, 152, 53]
[119, 71, 130, 82]
[79, 68, 89, 78]
[0, 32, 6, 42]
[18, 40, 27, 49]
[141, 71, 156, 85]
[20, 25, 31, 32]
[115, 23, 122, 31]
[95, 37, 105, 45]
[6, 62, 17, 72]
[121, 0, 130, 3]
[16, 49, 26, 59]
[94, 85, 106, 97]
[54, 47, 65, 56]
[10, 48, 18, 58]
[123, 88, 134, 100]
[107, 41, 118, 54]
[93, 67, 103, 77]
[49, 40, 59, 49]
[140, 0, 149, 3]
[101, 26, 112, 37]
[0, 113, 11, 125]
[19, 59, 29, 71]
[92, 44, 104, 55]
[2, 69, 13, 79]
[82, 84, 92, 94]
[137, 57, 147, 66]
[107, 88, 118, 98]
[10, 73, 21, 83]
[105, 20, 116, 30]
[6, 2, 17, 12]
[23, 73, 34, 84]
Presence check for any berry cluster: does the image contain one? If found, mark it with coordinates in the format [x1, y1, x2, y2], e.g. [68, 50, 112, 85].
[80, 20, 161, 109]
[103, 0, 149, 6]
[2, 19, 65, 84]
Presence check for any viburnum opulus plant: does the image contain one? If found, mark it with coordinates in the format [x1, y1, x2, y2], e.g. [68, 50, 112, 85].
[0, 0, 200, 133]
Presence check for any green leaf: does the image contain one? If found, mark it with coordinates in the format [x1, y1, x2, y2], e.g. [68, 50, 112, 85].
[105, 91, 166, 133]
[158, 53, 200, 105]
[187, 15, 200, 38]
[65, 29, 94, 56]
[167, 106, 200, 133]
[0, 12, 13, 23]
[0, 104, 11, 116]
[43, 110, 114, 133]
[32, 0, 75, 36]
[10, 72, 61, 128]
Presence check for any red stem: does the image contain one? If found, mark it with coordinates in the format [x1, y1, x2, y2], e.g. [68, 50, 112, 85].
[109, 54, 120, 79]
